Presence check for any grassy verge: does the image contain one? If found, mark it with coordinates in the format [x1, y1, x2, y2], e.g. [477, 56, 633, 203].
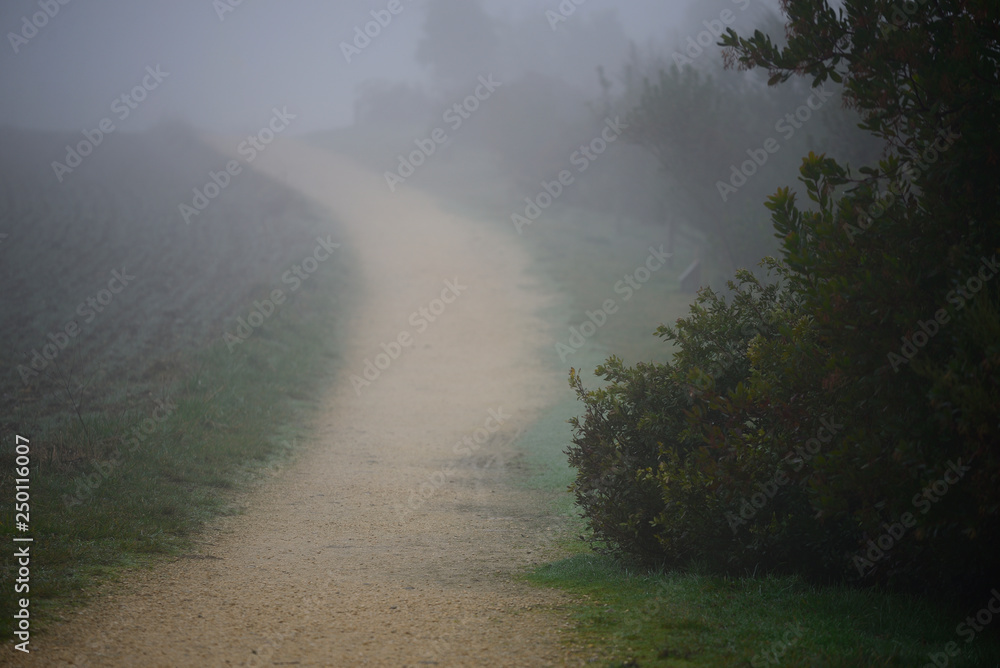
[528, 554, 1000, 667]
[0, 248, 354, 639]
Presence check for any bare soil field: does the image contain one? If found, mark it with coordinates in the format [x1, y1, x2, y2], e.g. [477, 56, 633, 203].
[0, 124, 345, 438]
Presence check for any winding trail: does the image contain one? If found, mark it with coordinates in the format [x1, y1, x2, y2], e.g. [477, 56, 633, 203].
[13, 142, 592, 666]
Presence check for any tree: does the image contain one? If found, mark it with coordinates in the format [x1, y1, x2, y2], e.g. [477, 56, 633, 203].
[415, 0, 499, 87]
[568, 0, 1000, 595]
[619, 8, 871, 282]
[717, 0, 1000, 591]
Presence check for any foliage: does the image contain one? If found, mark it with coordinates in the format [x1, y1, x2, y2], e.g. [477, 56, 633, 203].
[528, 554, 1000, 667]
[568, 0, 1000, 596]
[415, 0, 499, 86]
[567, 356, 685, 564]
[568, 268, 822, 573]
[620, 11, 879, 280]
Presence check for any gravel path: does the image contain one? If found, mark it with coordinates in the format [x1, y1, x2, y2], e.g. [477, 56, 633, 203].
[8, 141, 594, 667]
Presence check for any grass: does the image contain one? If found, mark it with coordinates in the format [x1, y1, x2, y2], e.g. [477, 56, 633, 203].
[0, 248, 355, 639]
[527, 554, 1000, 667]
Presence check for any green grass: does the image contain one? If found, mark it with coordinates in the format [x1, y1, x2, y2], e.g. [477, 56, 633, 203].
[0, 250, 355, 639]
[528, 554, 1000, 667]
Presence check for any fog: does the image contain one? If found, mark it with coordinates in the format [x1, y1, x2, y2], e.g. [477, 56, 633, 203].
[1, 0, 884, 368]
[9, 3, 995, 662]
[1, 0, 692, 134]
[2, 0, 884, 318]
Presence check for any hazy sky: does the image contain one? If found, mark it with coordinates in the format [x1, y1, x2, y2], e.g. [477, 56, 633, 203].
[0, 0, 687, 135]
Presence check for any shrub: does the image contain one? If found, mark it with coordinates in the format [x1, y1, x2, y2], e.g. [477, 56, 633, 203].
[568, 269, 826, 573]
[568, 0, 1000, 596]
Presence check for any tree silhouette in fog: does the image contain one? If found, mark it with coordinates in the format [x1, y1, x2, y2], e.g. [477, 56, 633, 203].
[416, 0, 499, 86]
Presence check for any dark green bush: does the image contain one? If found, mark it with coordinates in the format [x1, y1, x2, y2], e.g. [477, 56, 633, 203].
[567, 269, 826, 573]
[566, 357, 683, 564]
[568, 0, 1000, 597]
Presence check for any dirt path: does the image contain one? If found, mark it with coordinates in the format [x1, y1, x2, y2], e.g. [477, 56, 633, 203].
[12, 141, 594, 666]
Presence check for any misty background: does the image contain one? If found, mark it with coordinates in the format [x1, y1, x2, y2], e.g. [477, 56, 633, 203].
[2, 0, 693, 134]
[0, 0, 881, 375]
[2, 0, 877, 281]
